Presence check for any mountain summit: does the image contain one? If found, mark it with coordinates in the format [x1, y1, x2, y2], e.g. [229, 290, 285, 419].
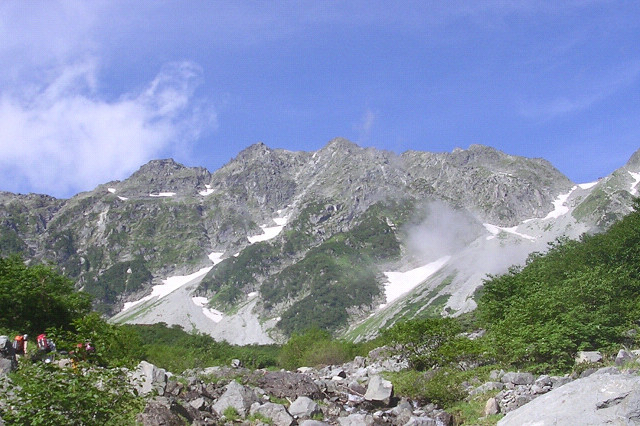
[1, 139, 638, 344]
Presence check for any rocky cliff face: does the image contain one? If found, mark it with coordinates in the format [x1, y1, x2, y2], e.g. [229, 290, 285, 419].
[1, 138, 638, 343]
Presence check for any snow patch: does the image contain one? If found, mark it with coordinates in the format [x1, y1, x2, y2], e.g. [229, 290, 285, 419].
[247, 214, 290, 243]
[121, 252, 224, 313]
[381, 256, 450, 307]
[543, 187, 576, 220]
[579, 181, 598, 190]
[122, 265, 213, 312]
[118, 196, 128, 201]
[192, 296, 223, 323]
[107, 187, 116, 193]
[629, 171, 640, 195]
[150, 192, 176, 197]
[248, 291, 258, 298]
[484, 223, 536, 241]
[199, 184, 214, 196]
[208, 252, 224, 264]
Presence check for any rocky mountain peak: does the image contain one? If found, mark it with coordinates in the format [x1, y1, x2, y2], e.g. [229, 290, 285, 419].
[322, 137, 361, 154]
[235, 142, 272, 161]
[625, 148, 640, 171]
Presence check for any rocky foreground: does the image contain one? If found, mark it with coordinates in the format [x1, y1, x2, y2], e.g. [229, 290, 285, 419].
[130, 349, 640, 425]
[4, 348, 640, 425]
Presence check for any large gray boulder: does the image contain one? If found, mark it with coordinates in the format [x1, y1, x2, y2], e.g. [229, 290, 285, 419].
[498, 369, 640, 425]
[211, 380, 259, 417]
[131, 361, 167, 396]
[250, 402, 294, 426]
[289, 396, 322, 418]
[364, 375, 393, 405]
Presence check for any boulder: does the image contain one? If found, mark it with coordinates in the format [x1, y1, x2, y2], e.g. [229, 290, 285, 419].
[364, 375, 393, 405]
[299, 420, 330, 426]
[250, 402, 294, 426]
[484, 397, 500, 416]
[498, 369, 640, 425]
[131, 361, 167, 396]
[501, 372, 535, 386]
[251, 370, 323, 399]
[289, 396, 321, 418]
[575, 351, 603, 364]
[615, 349, 634, 366]
[0, 358, 15, 376]
[338, 413, 374, 425]
[211, 380, 259, 417]
[137, 399, 185, 426]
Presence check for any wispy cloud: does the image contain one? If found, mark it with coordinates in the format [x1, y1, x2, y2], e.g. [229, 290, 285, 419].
[518, 61, 640, 120]
[354, 109, 376, 143]
[0, 60, 216, 197]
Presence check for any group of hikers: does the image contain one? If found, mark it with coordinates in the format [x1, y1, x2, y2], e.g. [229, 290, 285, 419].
[0, 333, 95, 368]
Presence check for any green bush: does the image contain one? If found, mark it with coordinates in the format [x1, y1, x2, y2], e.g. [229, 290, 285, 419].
[381, 317, 481, 370]
[0, 255, 92, 336]
[385, 368, 468, 409]
[2, 362, 145, 425]
[478, 202, 640, 373]
[278, 328, 360, 370]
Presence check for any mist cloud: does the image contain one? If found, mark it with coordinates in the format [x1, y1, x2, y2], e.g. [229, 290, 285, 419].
[403, 201, 484, 263]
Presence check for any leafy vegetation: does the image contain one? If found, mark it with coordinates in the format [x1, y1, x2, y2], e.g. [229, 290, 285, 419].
[478, 200, 640, 373]
[3, 362, 145, 426]
[128, 323, 280, 372]
[0, 255, 91, 336]
[381, 317, 483, 371]
[277, 327, 368, 370]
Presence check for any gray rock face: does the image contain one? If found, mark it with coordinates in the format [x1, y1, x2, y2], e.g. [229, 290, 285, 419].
[498, 370, 640, 426]
[2, 139, 639, 341]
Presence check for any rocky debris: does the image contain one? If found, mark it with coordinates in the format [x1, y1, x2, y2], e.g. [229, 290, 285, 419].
[134, 354, 454, 426]
[469, 369, 575, 416]
[498, 368, 640, 425]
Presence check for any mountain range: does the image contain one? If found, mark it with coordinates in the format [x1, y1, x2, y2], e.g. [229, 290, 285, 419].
[2, 138, 639, 344]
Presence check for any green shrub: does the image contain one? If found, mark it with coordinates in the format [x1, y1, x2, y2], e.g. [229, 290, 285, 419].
[478, 205, 640, 373]
[278, 328, 360, 370]
[381, 317, 481, 370]
[2, 362, 145, 425]
[385, 368, 468, 409]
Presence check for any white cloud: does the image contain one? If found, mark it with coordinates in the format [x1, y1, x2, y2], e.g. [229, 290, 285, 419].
[0, 60, 216, 197]
[354, 109, 376, 143]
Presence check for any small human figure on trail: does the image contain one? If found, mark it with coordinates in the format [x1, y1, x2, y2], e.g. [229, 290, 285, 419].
[12, 334, 28, 357]
[36, 333, 57, 363]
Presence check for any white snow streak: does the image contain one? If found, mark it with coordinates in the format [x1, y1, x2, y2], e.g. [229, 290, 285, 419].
[121, 252, 225, 312]
[628, 171, 640, 195]
[578, 181, 598, 190]
[150, 192, 176, 197]
[543, 187, 576, 220]
[483, 223, 536, 241]
[247, 214, 289, 243]
[199, 184, 214, 196]
[381, 256, 450, 307]
[192, 296, 223, 323]
[107, 187, 116, 193]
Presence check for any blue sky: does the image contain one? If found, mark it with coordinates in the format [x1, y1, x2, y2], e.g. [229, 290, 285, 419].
[1, 1, 639, 198]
